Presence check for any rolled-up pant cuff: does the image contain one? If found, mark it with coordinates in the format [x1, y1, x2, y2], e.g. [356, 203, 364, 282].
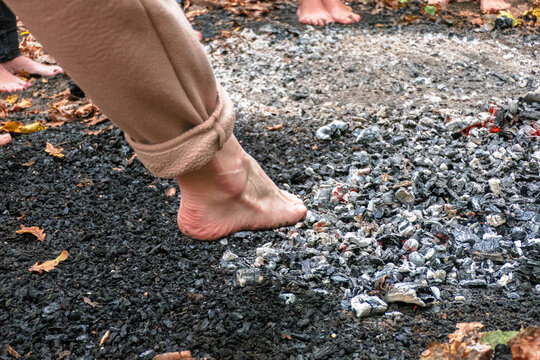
[126, 85, 235, 178]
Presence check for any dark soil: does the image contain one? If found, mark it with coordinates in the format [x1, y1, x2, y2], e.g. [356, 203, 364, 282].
[1, 3, 539, 360]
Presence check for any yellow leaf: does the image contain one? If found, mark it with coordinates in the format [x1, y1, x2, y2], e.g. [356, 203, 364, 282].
[16, 225, 46, 242]
[45, 142, 65, 158]
[0, 121, 45, 134]
[29, 250, 69, 274]
[5, 94, 19, 104]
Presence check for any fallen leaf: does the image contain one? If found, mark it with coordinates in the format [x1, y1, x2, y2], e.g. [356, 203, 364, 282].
[29, 250, 69, 274]
[481, 330, 520, 348]
[381, 173, 392, 182]
[0, 121, 46, 134]
[5, 95, 19, 104]
[508, 327, 540, 360]
[83, 297, 100, 308]
[84, 114, 107, 127]
[99, 330, 110, 346]
[471, 17, 484, 26]
[16, 225, 46, 242]
[74, 103, 97, 118]
[4, 344, 21, 359]
[17, 70, 31, 78]
[166, 187, 177, 197]
[10, 99, 32, 112]
[85, 124, 114, 135]
[112, 167, 124, 172]
[21, 161, 35, 167]
[421, 323, 493, 360]
[45, 142, 65, 158]
[266, 122, 283, 130]
[153, 351, 195, 360]
[0, 101, 7, 119]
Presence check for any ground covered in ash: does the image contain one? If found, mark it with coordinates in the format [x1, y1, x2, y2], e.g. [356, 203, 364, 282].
[1, 5, 539, 360]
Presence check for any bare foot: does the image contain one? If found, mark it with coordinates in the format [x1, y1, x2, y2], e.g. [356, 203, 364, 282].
[0, 66, 31, 93]
[480, 0, 510, 12]
[177, 136, 307, 241]
[427, 0, 450, 6]
[322, 0, 361, 24]
[2, 55, 63, 77]
[0, 133, 12, 145]
[297, 0, 334, 26]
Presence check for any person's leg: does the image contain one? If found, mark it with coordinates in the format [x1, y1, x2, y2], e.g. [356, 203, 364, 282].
[0, 0, 31, 92]
[6, 0, 306, 240]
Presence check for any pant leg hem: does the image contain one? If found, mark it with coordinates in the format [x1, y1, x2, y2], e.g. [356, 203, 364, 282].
[126, 84, 235, 178]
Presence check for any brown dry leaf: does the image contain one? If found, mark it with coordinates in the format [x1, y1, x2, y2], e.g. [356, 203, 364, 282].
[84, 115, 107, 127]
[74, 103, 98, 119]
[83, 296, 100, 308]
[99, 330, 110, 346]
[10, 99, 32, 112]
[29, 250, 69, 274]
[112, 167, 124, 172]
[0, 101, 7, 119]
[16, 225, 46, 242]
[85, 124, 114, 136]
[45, 142, 65, 158]
[5, 94, 19, 104]
[56, 350, 71, 360]
[21, 161, 35, 167]
[421, 322, 492, 360]
[471, 17, 484, 26]
[381, 173, 392, 182]
[4, 344, 21, 359]
[509, 327, 540, 360]
[266, 122, 283, 130]
[17, 70, 31, 78]
[153, 351, 195, 360]
[0, 121, 46, 134]
[166, 187, 177, 197]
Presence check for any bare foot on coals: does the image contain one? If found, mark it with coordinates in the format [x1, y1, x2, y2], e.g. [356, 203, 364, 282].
[427, 0, 450, 7]
[177, 136, 307, 241]
[0, 66, 31, 93]
[322, 0, 360, 24]
[480, 0, 511, 12]
[297, 0, 334, 26]
[2, 55, 63, 77]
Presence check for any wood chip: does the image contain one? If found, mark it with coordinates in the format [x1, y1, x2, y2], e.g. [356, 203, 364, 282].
[99, 330, 110, 346]
[392, 180, 414, 189]
[4, 344, 21, 359]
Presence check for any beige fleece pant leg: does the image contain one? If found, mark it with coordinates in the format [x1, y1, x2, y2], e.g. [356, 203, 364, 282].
[5, 0, 235, 178]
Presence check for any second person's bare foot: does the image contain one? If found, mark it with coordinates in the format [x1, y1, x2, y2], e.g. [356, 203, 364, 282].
[427, 0, 450, 6]
[480, 0, 511, 12]
[176, 136, 307, 241]
[297, 0, 334, 26]
[0, 66, 31, 92]
[322, 0, 361, 24]
[2, 55, 63, 77]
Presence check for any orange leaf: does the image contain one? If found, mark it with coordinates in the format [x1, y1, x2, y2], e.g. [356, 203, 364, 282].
[99, 330, 110, 346]
[45, 142, 65, 158]
[266, 122, 283, 130]
[4, 344, 21, 359]
[509, 327, 540, 360]
[83, 296, 100, 308]
[29, 250, 69, 274]
[74, 103, 97, 118]
[16, 225, 46, 242]
[0, 101, 7, 119]
[166, 187, 177, 197]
